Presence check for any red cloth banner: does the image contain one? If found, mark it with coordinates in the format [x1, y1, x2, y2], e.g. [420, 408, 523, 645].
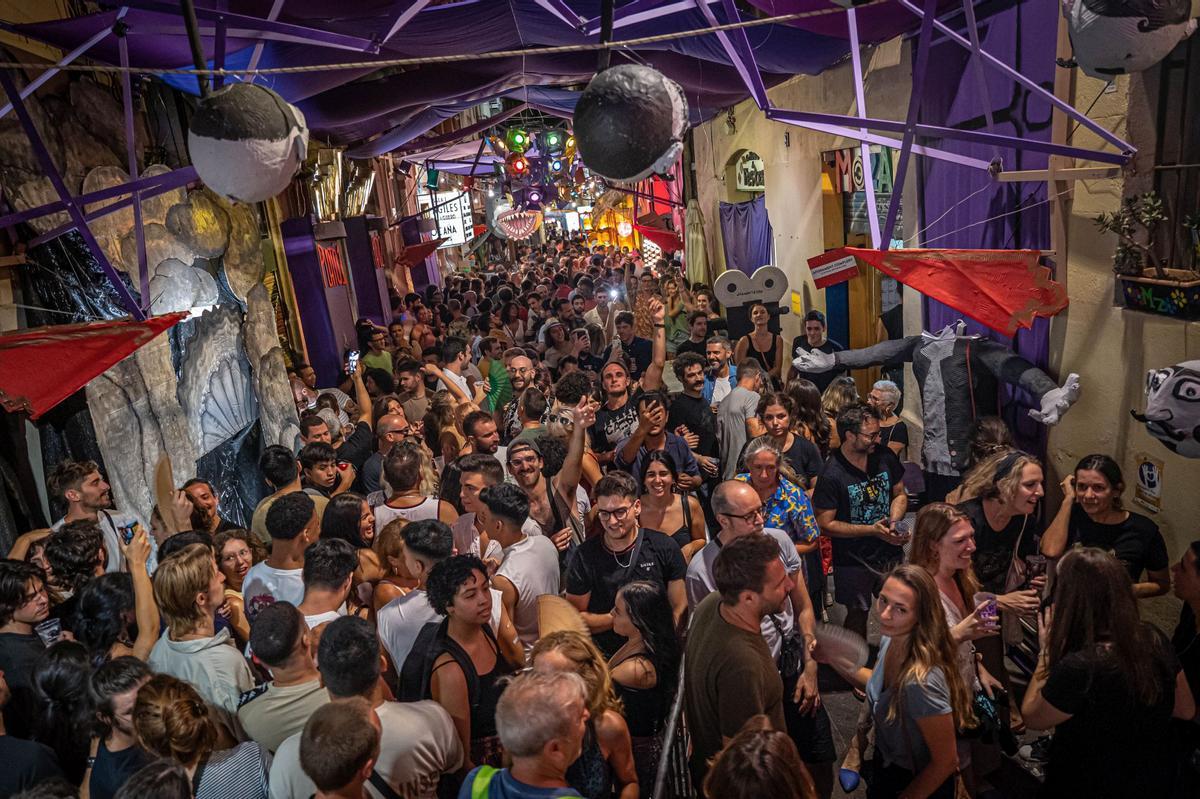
[0, 313, 186, 419]
[836, 247, 1069, 335]
[634, 224, 683, 252]
[807, 249, 860, 288]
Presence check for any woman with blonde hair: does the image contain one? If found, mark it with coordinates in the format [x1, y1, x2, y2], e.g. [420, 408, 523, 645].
[532, 630, 639, 799]
[952, 449, 1048, 733]
[824, 564, 974, 798]
[820, 375, 859, 451]
[134, 673, 269, 798]
[371, 517, 418, 611]
[424, 390, 466, 467]
[213, 528, 266, 645]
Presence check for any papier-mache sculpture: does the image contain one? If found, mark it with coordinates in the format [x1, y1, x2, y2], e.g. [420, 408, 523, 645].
[1063, 0, 1198, 79]
[1131, 359, 1200, 457]
[794, 323, 1080, 496]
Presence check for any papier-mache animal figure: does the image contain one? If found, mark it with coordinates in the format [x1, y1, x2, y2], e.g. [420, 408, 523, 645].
[712, 265, 789, 341]
[1132, 359, 1200, 457]
[1063, 0, 1198, 80]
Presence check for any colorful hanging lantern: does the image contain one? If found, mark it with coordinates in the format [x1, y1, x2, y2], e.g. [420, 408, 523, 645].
[617, 220, 633, 238]
[505, 153, 530, 179]
[505, 127, 532, 153]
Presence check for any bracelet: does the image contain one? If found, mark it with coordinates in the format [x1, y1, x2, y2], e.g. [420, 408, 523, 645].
[654, 323, 665, 328]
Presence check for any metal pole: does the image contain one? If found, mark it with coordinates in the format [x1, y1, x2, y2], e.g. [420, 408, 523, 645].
[180, 0, 210, 96]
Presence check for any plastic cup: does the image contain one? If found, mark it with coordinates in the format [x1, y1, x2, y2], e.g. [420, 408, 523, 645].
[1026, 555, 1047, 580]
[890, 518, 913, 539]
[34, 618, 61, 647]
[973, 592, 999, 629]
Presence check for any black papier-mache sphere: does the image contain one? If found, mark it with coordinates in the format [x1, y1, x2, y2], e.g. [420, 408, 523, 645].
[573, 65, 689, 182]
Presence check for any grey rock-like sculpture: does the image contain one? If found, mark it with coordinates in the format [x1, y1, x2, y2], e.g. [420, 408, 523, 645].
[178, 305, 260, 455]
[244, 283, 301, 449]
[149, 258, 219, 315]
[167, 190, 231, 259]
[219, 200, 265, 301]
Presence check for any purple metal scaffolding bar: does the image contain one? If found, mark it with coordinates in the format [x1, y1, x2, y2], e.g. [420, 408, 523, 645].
[765, 107, 1129, 164]
[245, 0, 284, 79]
[959, 0, 996, 159]
[584, 0, 721, 35]
[0, 167, 196, 231]
[0, 7, 126, 121]
[897, 0, 1134, 156]
[0, 69, 145, 319]
[26, 171, 197, 246]
[534, 0, 587, 31]
[847, 7, 881, 248]
[773, 117, 993, 171]
[117, 0, 375, 52]
[379, 0, 431, 47]
[880, 0, 938, 248]
[119, 32, 149, 308]
[708, 0, 769, 110]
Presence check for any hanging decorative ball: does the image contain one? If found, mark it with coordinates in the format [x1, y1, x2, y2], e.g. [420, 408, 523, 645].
[573, 64, 689, 182]
[187, 83, 309, 203]
[1063, 0, 1196, 79]
[617, 220, 633, 238]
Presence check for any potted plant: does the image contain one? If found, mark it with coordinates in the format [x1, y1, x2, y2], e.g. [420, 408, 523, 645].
[1095, 192, 1200, 319]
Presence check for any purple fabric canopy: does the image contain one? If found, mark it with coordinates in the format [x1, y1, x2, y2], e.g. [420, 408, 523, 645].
[9, 1, 858, 151]
[746, 0, 960, 42]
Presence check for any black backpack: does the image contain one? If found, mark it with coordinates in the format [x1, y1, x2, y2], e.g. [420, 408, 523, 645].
[398, 616, 494, 705]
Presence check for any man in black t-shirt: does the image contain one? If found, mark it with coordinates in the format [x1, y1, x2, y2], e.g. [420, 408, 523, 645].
[0, 560, 50, 740]
[0, 668, 63, 796]
[590, 302, 666, 464]
[89, 657, 153, 799]
[812, 404, 907, 639]
[604, 311, 653, 382]
[788, 310, 845, 394]
[565, 472, 687, 657]
[668, 352, 721, 530]
[674, 311, 710, 359]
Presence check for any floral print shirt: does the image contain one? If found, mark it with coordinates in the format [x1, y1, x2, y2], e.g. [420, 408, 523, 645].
[734, 473, 820, 544]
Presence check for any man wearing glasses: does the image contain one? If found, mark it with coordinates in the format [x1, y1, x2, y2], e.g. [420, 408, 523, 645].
[498, 355, 538, 445]
[356, 411, 415, 495]
[812, 403, 908, 640]
[564, 471, 687, 658]
[684, 480, 835, 798]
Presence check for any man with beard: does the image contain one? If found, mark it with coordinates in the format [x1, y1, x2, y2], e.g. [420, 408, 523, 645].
[394, 358, 430, 427]
[462, 409, 506, 465]
[812, 403, 908, 639]
[615, 391, 701, 489]
[605, 310, 654, 383]
[702, 335, 737, 407]
[498, 354, 541, 445]
[684, 534, 794, 786]
[88, 657, 153, 799]
[674, 311, 709, 358]
[48, 460, 153, 573]
[182, 478, 237, 534]
[506, 396, 597, 556]
[590, 299, 666, 465]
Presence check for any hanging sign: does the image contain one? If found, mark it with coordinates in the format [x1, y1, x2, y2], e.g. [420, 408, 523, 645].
[419, 191, 475, 249]
[369, 230, 385, 269]
[735, 150, 766, 192]
[1134, 452, 1164, 513]
[808, 249, 859, 289]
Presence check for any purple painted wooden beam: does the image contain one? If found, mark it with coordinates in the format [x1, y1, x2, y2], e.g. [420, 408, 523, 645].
[763, 107, 1129, 165]
[0, 69, 145, 319]
[847, 8, 881, 248]
[880, 0, 938, 248]
[896, 0, 1134, 156]
[245, 0, 284, 80]
[584, 0, 720, 35]
[688, 0, 768, 109]
[534, 0, 587, 30]
[26, 176, 195, 246]
[772, 116, 993, 171]
[0, 167, 197, 231]
[959, 0, 996, 155]
[119, 0, 374, 52]
[379, 0, 432, 47]
[0, 7, 125, 122]
[119, 32, 149, 310]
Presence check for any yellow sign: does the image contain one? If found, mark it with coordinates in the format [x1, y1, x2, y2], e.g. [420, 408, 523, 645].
[791, 291, 803, 315]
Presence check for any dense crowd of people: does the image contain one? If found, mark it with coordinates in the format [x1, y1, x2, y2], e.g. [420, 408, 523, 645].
[1, 236, 1197, 799]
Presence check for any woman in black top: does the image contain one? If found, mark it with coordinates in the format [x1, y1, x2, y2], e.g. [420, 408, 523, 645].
[867, 379, 908, 460]
[734, 303, 784, 387]
[609, 581, 681, 798]
[1022, 547, 1194, 798]
[427, 555, 519, 771]
[755, 392, 822, 490]
[1040, 454, 1170, 599]
[1172, 541, 1200, 798]
[954, 448, 1047, 732]
[637, 452, 706, 562]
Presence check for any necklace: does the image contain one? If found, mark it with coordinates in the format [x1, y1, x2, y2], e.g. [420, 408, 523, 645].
[606, 536, 637, 568]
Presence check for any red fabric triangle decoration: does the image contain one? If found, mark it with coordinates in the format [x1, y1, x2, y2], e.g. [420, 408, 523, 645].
[0, 312, 186, 419]
[634, 224, 683, 252]
[837, 247, 1069, 335]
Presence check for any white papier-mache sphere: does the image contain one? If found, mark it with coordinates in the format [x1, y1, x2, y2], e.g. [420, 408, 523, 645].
[1132, 359, 1200, 458]
[573, 65, 689, 182]
[1064, 0, 1197, 79]
[187, 83, 309, 203]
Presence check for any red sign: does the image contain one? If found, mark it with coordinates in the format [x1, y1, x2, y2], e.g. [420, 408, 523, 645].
[317, 242, 348, 288]
[808, 249, 859, 288]
[369, 231, 385, 270]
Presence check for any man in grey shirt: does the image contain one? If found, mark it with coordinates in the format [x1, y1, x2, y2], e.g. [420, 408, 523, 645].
[716, 359, 765, 479]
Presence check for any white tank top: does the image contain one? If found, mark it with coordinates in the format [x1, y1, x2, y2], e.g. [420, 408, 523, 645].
[496, 535, 561, 653]
[374, 496, 440, 537]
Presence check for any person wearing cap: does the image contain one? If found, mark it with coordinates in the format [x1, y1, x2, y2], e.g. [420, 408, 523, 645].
[506, 397, 597, 554]
[788, 310, 846, 394]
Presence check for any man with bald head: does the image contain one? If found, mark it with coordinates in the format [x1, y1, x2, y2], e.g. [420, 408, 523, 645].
[499, 354, 536, 445]
[357, 411, 413, 495]
[684, 480, 834, 798]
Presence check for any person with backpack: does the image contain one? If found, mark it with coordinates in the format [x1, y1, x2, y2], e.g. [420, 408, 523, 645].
[458, 670, 590, 799]
[427, 555, 522, 772]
